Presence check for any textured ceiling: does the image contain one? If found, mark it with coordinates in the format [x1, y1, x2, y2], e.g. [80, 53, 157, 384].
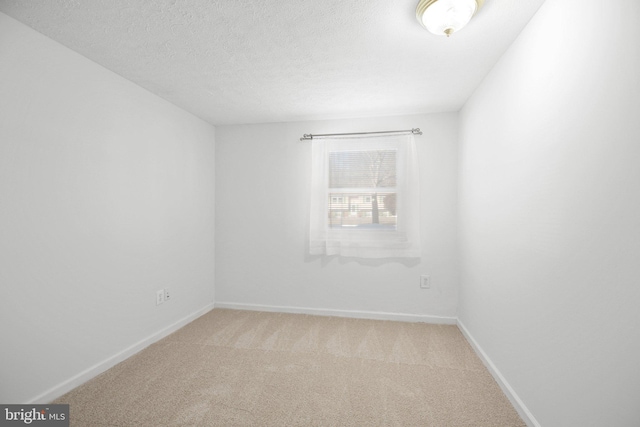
[0, 0, 545, 126]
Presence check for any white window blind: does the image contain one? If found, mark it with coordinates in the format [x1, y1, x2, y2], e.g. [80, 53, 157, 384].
[309, 134, 421, 258]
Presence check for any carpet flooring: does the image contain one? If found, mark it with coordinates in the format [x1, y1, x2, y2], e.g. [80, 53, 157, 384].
[55, 309, 525, 426]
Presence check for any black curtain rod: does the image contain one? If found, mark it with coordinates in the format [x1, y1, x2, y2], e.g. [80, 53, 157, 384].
[300, 128, 422, 141]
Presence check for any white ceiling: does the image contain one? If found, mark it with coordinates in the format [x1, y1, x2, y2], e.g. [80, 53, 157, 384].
[0, 0, 545, 126]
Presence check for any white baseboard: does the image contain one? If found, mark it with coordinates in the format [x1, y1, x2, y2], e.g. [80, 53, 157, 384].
[30, 303, 215, 404]
[214, 301, 457, 325]
[457, 320, 541, 427]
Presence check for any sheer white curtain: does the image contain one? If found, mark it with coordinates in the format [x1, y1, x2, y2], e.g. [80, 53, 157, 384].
[309, 133, 421, 258]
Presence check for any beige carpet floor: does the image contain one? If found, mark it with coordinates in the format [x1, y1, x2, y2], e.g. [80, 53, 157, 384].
[55, 309, 525, 426]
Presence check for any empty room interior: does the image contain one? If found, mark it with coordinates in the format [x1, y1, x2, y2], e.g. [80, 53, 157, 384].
[1, 0, 639, 426]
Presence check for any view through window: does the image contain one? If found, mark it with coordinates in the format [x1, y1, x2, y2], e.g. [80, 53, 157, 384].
[328, 149, 397, 229]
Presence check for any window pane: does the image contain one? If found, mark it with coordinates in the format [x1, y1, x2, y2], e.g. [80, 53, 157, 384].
[329, 150, 396, 189]
[327, 149, 397, 229]
[328, 192, 397, 229]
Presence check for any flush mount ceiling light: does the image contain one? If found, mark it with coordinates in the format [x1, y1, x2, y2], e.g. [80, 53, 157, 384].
[416, 0, 484, 37]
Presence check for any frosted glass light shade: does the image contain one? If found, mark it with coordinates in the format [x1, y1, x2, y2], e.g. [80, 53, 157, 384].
[416, 0, 482, 37]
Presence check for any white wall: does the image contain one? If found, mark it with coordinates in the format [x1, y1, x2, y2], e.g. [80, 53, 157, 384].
[0, 13, 216, 403]
[458, 0, 640, 426]
[215, 113, 459, 321]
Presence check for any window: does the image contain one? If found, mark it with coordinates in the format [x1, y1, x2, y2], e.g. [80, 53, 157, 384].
[329, 150, 396, 229]
[309, 134, 421, 258]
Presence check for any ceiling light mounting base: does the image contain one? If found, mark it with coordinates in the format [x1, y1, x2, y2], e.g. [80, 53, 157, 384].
[416, 0, 484, 37]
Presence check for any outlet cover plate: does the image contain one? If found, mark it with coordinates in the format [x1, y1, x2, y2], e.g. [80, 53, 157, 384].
[420, 275, 431, 289]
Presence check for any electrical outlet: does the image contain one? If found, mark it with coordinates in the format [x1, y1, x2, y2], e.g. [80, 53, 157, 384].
[156, 289, 165, 305]
[164, 288, 170, 301]
[420, 275, 431, 289]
